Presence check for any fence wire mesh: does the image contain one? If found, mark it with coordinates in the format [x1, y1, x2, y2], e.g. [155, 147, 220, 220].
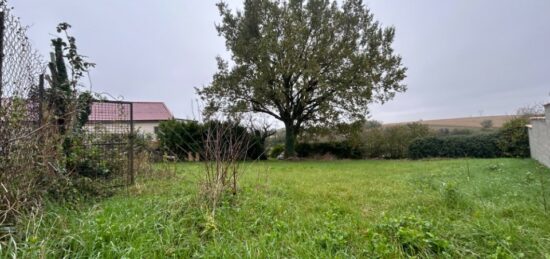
[85, 100, 135, 187]
[0, 0, 136, 228]
[0, 0, 47, 227]
[0, 0, 45, 162]
[0, 1, 44, 100]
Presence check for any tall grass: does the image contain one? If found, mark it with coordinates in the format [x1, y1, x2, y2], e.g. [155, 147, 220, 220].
[2, 159, 550, 257]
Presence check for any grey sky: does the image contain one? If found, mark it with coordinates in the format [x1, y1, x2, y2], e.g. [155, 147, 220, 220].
[11, 0, 550, 123]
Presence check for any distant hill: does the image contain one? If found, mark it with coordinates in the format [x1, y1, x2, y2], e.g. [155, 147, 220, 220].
[385, 115, 517, 129]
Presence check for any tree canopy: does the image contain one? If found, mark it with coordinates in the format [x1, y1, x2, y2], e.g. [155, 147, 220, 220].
[198, 0, 407, 157]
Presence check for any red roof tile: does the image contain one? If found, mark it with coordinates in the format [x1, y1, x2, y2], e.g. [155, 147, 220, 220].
[89, 101, 173, 122]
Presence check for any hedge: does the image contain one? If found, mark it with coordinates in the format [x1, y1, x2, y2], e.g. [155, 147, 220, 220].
[269, 144, 285, 158]
[408, 133, 502, 159]
[296, 141, 364, 159]
[157, 120, 267, 160]
[362, 123, 432, 159]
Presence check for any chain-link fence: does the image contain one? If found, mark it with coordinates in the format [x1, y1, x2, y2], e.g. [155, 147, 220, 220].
[0, 0, 47, 228]
[0, 3, 44, 98]
[0, 0, 45, 156]
[0, 0, 135, 228]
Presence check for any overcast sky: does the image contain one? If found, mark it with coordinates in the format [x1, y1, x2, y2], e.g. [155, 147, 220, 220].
[11, 0, 550, 123]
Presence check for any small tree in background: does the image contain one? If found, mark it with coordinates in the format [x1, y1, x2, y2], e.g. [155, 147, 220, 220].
[480, 119, 493, 130]
[45, 23, 95, 135]
[198, 0, 407, 158]
[44, 23, 96, 171]
[516, 103, 545, 117]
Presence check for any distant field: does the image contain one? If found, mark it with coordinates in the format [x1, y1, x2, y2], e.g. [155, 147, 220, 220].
[386, 115, 517, 129]
[5, 159, 550, 258]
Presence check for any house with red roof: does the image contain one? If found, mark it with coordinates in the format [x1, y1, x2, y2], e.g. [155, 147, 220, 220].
[87, 101, 174, 138]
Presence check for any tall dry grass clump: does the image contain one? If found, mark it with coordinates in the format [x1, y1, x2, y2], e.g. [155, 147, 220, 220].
[0, 5, 107, 238]
[200, 121, 251, 213]
[0, 87, 87, 231]
[0, 0, 47, 229]
[0, 99, 44, 229]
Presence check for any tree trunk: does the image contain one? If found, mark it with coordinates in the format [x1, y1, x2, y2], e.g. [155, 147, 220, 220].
[284, 123, 297, 158]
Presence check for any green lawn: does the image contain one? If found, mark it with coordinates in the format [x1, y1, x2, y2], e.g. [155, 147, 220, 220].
[4, 159, 550, 258]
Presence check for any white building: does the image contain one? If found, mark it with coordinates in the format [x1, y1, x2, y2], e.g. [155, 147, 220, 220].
[87, 101, 174, 139]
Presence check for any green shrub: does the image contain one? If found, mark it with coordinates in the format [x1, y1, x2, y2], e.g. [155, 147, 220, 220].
[441, 182, 469, 209]
[368, 216, 449, 257]
[409, 117, 531, 159]
[451, 128, 473, 135]
[497, 117, 530, 157]
[300, 122, 431, 159]
[202, 120, 267, 160]
[437, 128, 474, 136]
[157, 120, 267, 160]
[247, 127, 269, 161]
[64, 133, 126, 179]
[270, 144, 285, 158]
[363, 123, 433, 159]
[296, 141, 364, 159]
[158, 120, 203, 158]
[408, 133, 502, 159]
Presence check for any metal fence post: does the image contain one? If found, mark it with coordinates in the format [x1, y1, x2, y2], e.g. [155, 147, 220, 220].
[129, 102, 135, 185]
[38, 74, 44, 126]
[0, 10, 5, 107]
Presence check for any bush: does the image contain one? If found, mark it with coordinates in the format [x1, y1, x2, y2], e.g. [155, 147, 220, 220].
[497, 117, 530, 157]
[65, 133, 128, 179]
[157, 120, 267, 160]
[450, 128, 473, 135]
[370, 216, 449, 257]
[408, 133, 502, 159]
[296, 122, 432, 159]
[409, 117, 531, 159]
[202, 121, 267, 160]
[270, 144, 285, 158]
[158, 120, 203, 158]
[296, 141, 364, 159]
[374, 216, 450, 257]
[363, 123, 433, 159]
[481, 119, 493, 130]
[437, 128, 473, 136]
[247, 127, 269, 160]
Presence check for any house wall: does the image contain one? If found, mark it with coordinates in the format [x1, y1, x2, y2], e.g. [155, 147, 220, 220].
[85, 121, 161, 139]
[528, 104, 550, 168]
[134, 121, 160, 138]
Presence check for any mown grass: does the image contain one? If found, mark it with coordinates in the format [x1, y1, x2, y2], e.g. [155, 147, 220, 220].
[2, 159, 550, 258]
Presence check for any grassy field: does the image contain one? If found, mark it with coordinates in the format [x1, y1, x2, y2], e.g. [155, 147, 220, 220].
[386, 115, 516, 129]
[3, 159, 550, 258]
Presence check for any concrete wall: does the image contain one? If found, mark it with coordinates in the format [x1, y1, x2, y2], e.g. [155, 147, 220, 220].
[528, 104, 550, 167]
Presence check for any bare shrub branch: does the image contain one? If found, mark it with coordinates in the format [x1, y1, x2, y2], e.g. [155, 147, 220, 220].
[200, 120, 251, 213]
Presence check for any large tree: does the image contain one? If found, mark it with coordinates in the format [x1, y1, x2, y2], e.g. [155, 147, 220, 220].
[198, 0, 407, 157]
